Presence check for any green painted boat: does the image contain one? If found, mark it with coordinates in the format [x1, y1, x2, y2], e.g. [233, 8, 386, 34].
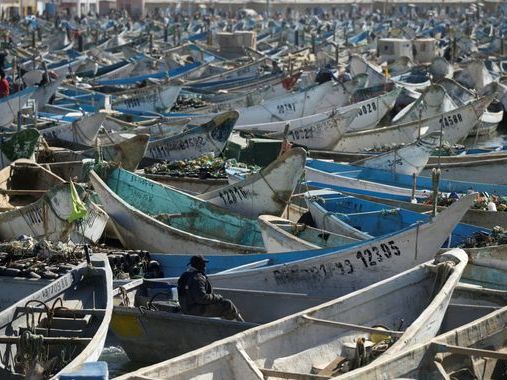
[90, 167, 265, 254]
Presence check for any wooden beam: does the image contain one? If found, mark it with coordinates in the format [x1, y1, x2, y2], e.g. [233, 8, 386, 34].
[302, 315, 404, 338]
[259, 368, 330, 380]
[0, 189, 47, 195]
[432, 360, 451, 380]
[0, 336, 91, 345]
[433, 343, 507, 360]
[16, 307, 106, 317]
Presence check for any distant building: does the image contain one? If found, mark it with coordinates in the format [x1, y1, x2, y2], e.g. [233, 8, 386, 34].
[117, 0, 144, 18]
[58, 0, 98, 17]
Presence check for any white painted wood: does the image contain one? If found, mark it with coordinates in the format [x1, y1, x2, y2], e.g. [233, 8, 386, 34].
[89, 170, 264, 255]
[144, 111, 237, 161]
[41, 112, 106, 148]
[258, 214, 360, 253]
[305, 164, 431, 199]
[0, 183, 108, 243]
[0, 88, 35, 128]
[333, 96, 491, 152]
[112, 84, 182, 113]
[198, 148, 306, 218]
[353, 132, 441, 176]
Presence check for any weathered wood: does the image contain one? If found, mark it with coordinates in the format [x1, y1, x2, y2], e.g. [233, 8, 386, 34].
[259, 367, 331, 380]
[433, 343, 507, 360]
[302, 315, 404, 338]
[0, 335, 91, 345]
[317, 356, 347, 377]
[432, 360, 451, 380]
[16, 307, 106, 317]
[0, 189, 47, 195]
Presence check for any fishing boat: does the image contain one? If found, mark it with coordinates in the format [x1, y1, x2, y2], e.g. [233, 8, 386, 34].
[0, 158, 108, 243]
[312, 185, 507, 230]
[89, 167, 265, 255]
[197, 148, 306, 218]
[305, 159, 507, 198]
[112, 84, 182, 114]
[144, 111, 238, 162]
[333, 97, 491, 152]
[0, 129, 40, 170]
[0, 255, 112, 379]
[256, 109, 358, 150]
[111, 280, 328, 364]
[0, 159, 63, 211]
[115, 249, 468, 380]
[148, 194, 474, 297]
[0, 87, 36, 129]
[304, 189, 485, 245]
[40, 113, 106, 149]
[351, 132, 441, 176]
[38, 134, 150, 178]
[258, 215, 360, 252]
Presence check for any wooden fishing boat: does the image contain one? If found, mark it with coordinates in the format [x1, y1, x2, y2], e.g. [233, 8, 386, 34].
[304, 189, 484, 245]
[333, 96, 491, 152]
[115, 249, 468, 380]
[260, 109, 357, 150]
[234, 87, 400, 138]
[148, 194, 474, 297]
[144, 111, 238, 162]
[89, 167, 265, 255]
[316, 186, 507, 229]
[352, 132, 441, 176]
[338, 304, 507, 379]
[112, 84, 182, 114]
[0, 129, 40, 170]
[0, 88, 36, 128]
[391, 84, 458, 124]
[258, 214, 360, 252]
[0, 180, 108, 243]
[38, 134, 149, 173]
[0, 255, 112, 379]
[197, 148, 306, 218]
[305, 159, 507, 198]
[234, 81, 356, 126]
[0, 160, 63, 211]
[40, 113, 106, 149]
[111, 280, 328, 364]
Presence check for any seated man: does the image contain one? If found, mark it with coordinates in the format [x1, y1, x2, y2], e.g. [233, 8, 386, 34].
[177, 255, 244, 321]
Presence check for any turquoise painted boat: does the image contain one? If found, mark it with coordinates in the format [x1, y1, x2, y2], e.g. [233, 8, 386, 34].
[90, 167, 265, 255]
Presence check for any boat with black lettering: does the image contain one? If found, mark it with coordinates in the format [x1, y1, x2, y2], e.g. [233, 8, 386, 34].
[0, 180, 108, 243]
[145, 193, 474, 297]
[333, 96, 491, 152]
[196, 148, 306, 218]
[143, 111, 238, 162]
[111, 84, 182, 114]
[89, 166, 265, 255]
[115, 249, 468, 380]
[0, 255, 112, 379]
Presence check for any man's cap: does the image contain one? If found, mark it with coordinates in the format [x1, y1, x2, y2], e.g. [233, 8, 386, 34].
[189, 255, 209, 267]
